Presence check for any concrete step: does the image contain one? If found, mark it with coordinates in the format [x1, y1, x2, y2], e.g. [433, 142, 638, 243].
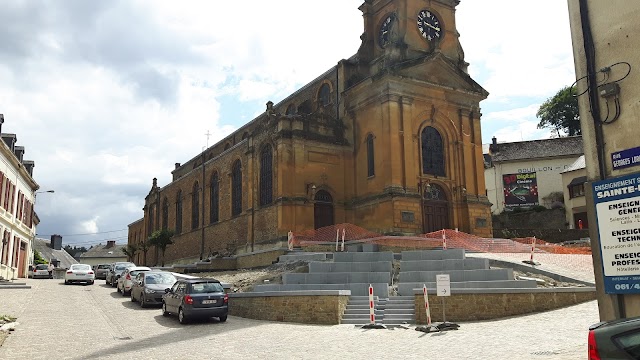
[342, 314, 384, 320]
[344, 309, 385, 315]
[383, 308, 414, 314]
[341, 319, 384, 325]
[0, 284, 31, 289]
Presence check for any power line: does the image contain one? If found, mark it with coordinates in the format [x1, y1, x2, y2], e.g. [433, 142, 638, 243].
[37, 228, 128, 237]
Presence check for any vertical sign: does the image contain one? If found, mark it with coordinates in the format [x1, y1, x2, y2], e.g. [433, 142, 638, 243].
[593, 172, 640, 294]
[503, 172, 539, 208]
[436, 274, 451, 297]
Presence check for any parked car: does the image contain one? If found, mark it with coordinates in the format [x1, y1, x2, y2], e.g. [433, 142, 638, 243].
[64, 264, 95, 285]
[93, 264, 111, 280]
[105, 262, 135, 287]
[162, 278, 228, 324]
[117, 266, 152, 295]
[130, 271, 177, 308]
[589, 316, 640, 359]
[29, 264, 51, 279]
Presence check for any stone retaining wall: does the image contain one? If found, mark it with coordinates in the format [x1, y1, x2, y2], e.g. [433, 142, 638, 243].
[229, 291, 350, 325]
[414, 288, 596, 323]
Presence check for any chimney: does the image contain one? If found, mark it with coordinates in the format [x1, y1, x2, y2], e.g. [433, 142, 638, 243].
[106, 240, 116, 248]
[0, 114, 4, 133]
[489, 136, 498, 153]
[50, 234, 63, 251]
[1, 133, 17, 152]
[23, 160, 35, 177]
[14, 146, 24, 162]
[175, 163, 181, 170]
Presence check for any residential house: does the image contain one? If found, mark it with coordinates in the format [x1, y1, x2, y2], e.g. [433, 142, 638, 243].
[32, 236, 78, 270]
[79, 241, 127, 266]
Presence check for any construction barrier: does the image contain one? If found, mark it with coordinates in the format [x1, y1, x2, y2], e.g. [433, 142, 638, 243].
[368, 284, 375, 325]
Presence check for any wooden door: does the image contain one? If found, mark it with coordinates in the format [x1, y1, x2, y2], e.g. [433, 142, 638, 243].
[421, 183, 450, 233]
[314, 190, 334, 230]
[18, 242, 26, 278]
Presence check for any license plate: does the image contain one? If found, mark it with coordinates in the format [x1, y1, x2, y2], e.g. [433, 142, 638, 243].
[77, 273, 86, 276]
[202, 299, 217, 304]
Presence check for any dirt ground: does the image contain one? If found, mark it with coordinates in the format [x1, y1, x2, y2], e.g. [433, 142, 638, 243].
[197, 261, 310, 292]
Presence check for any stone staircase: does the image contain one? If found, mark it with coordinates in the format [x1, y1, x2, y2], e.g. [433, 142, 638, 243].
[341, 296, 415, 325]
[0, 280, 30, 289]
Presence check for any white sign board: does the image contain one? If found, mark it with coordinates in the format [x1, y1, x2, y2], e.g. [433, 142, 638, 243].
[436, 274, 451, 297]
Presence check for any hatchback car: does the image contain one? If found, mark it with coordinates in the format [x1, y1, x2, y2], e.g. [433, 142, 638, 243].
[589, 316, 640, 359]
[162, 278, 228, 324]
[93, 264, 111, 280]
[105, 262, 135, 287]
[29, 264, 51, 279]
[130, 271, 177, 308]
[64, 264, 95, 285]
[117, 266, 151, 295]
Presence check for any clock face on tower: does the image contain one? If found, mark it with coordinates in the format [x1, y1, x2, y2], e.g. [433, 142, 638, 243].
[417, 9, 442, 42]
[378, 13, 396, 48]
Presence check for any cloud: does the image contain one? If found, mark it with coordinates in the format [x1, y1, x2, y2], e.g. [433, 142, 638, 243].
[483, 104, 551, 142]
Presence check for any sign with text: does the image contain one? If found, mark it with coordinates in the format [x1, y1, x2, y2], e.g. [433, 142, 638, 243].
[593, 172, 640, 294]
[612, 146, 640, 171]
[436, 274, 451, 297]
[503, 172, 539, 208]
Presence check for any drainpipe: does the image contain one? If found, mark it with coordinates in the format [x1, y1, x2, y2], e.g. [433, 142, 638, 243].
[200, 150, 206, 260]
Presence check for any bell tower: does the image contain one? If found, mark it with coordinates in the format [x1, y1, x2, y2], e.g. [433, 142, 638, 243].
[357, 0, 467, 73]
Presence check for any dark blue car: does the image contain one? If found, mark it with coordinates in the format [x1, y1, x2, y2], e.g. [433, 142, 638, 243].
[162, 278, 228, 324]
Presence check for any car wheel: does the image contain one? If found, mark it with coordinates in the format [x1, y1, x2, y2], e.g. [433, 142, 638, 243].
[162, 303, 169, 317]
[219, 315, 227, 322]
[64, 280, 69, 285]
[122, 288, 128, 297]
[140, 294, 147, 308]
[89, 281, 94, 285]
[178, 308, 188, 324]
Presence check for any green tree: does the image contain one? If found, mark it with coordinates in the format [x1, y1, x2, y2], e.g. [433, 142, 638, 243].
[121, 244, 138, 262]
[148, 229, 175, 267]
[536, 86, 581, 137]
[33, 250, 48, 265]
[138, 240, 151, 266]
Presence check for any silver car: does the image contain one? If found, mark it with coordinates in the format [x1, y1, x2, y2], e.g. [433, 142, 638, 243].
[130, 271, 177, 308]
[105, 262, 135, 287]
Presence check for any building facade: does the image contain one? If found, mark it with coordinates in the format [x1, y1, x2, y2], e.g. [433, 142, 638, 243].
[485, 136, 583, 214]
[560, 156, 587, 229]
[129, 0, 493, 265]
[568, 0, 640, 320]
[79, 241, 128, 267]
[0, 115, 39, 279]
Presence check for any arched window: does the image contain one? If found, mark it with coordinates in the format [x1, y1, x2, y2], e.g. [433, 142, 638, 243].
[175, 190, 183, 234]
[421, 126, 446, 177]
[147, 204, 155, 235]
[298, 100, 312, 115]
[210, 172, 219, 223]
[318, 83, 331, 107]
[285, 104, 296, 115]
[231, 160, 242, 216]
[162, 197, 168, 230]
[259, 146, 273, 206]
[366, 134, 375, 177]
[191, 182, 200, 230]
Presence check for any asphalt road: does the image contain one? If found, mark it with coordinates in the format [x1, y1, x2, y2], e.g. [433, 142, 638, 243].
[0, 278, 598, 360]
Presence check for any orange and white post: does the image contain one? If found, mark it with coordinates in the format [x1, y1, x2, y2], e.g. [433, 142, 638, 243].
[336, 228, 340, 252]
[287, 231, 293, 251]
[341, 228, 346, 252]
[529, 236, 537, 263]
[442, 230, 447, 250]
[423, 284, 432, 327]
[368, 284, 375, 325]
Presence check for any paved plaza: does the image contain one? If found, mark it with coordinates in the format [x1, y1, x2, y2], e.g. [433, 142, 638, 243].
[0, 277, 598, 360]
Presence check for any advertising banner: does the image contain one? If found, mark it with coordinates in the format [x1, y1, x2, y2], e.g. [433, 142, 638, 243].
[502, 172, 539, 208]
[593, 172, 640, 294]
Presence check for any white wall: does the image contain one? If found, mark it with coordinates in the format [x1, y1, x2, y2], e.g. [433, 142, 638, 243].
[485, 156, 582, 214]
[561, 168, 587, 228]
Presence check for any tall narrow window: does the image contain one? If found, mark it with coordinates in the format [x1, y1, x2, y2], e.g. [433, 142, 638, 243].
[147, 205, 154, 235]
[162, 197, 168, 230]
[231, 160, 242, 216]
[366, 134, 375, 177]
[259, 146, 273, 206]
[210, 172, 219, 223]
[421, 126, 446, 177]
[318, 83, 331, 107]
[175, 190, 183, 234]
[191, 182, 200, 230]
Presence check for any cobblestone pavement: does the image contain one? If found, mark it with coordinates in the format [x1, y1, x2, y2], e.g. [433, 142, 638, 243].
[469, 253, 595, 283]
[0, 278, 597, 360]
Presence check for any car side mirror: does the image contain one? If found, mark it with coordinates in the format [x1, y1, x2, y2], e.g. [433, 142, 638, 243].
[164, 288, 171, 294]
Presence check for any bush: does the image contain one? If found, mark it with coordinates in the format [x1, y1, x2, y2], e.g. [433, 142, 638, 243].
[33, 250, 48, 265]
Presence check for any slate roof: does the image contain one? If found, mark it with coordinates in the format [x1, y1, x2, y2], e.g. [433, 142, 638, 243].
[561, 155, 586, 173]
[490, 136, 583, 162]
[80, 243, 127, 259]
[33, 238, 77, 269]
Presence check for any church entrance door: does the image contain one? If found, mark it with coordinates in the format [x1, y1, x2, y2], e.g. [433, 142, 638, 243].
[314, 190, 334, 229]
[421, 184, 450, 233]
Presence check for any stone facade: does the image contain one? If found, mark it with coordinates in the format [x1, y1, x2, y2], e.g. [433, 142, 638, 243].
[129, 0, 493, 263]
[229, 292, 350, 325]
[414, 289, 596, 323]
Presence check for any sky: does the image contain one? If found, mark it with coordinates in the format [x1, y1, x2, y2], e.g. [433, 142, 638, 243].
[0, 0, 576, 248]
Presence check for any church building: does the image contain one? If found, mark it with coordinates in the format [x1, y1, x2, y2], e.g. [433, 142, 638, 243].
[129, 0, 493, 265]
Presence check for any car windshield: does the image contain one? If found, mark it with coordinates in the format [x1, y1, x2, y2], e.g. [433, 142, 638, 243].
[35, 265, 49, 270]
[115, 264, 134, 270]
[145, 273, 176, 285]
[97, 265, 110, 269]
[71, 265, 91, 271]
[190, 282, 224, 294]
[130, 270, 149, 277]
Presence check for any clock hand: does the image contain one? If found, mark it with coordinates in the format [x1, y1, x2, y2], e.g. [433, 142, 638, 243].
[424, 23, 440, 31]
